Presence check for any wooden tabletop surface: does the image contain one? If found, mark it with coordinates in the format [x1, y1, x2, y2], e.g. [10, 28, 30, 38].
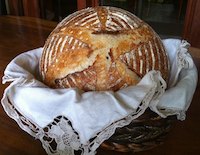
[0, 16, 199, 155]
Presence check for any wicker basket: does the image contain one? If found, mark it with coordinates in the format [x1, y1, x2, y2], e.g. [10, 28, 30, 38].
[101, 109, 176, 152]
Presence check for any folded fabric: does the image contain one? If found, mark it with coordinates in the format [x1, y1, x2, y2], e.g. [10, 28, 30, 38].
[1, 39, 198, 155]
[150, 39, 198, 120]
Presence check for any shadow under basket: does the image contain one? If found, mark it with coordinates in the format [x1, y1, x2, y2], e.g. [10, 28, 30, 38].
[101, 109, 176, 153]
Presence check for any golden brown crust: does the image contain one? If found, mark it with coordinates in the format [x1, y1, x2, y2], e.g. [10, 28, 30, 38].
[40, 6, 169, 91]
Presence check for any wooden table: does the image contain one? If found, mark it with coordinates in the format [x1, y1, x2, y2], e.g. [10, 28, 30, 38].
[0, 16, 199, 155]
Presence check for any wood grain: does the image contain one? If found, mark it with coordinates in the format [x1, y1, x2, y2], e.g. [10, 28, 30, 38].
[183, 0, 200, 48]
[0, 16, 200, 155]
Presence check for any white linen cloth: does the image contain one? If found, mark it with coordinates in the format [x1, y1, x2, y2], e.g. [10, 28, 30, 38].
[150, 39, 198, 120]
[1, 39, 198, 155]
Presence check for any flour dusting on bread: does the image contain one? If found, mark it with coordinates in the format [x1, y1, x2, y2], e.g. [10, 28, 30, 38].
[40, 6, 169, 91]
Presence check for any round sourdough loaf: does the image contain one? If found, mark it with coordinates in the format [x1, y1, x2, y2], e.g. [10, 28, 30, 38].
[40, 6, 169, 91]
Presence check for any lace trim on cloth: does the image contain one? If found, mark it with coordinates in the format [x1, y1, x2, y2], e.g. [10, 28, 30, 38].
[1, 39, 197, 155]
[149, 40, 197, 120]
[1, 70, 165, 155]
[177, 41, 193, 69]
[167, 40, 193, 87]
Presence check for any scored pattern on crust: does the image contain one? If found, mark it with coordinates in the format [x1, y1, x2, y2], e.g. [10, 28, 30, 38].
[57, 8, 101, 32]
[41, 7, 143, 77]
[40, 6, 169, 91]
[42, 34, 89, 76]
[55, 66, 97, 91]
[56, 7, 141, 32]
[120, 37, 168, 80]
[106, 9, 139, 31]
